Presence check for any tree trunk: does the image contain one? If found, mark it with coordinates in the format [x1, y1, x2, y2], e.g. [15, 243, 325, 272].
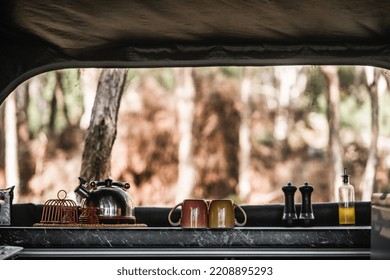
[238, 67, 252, 201]
[359, 67, 380, 201]
[48, 77, 58, 134]
[321, 66, 343, 201]
[174, 67, 196, 202]
[4, 93, 19, 200]
[53, 71, 71, 128]
[80, 69, 100, 129]
[273, 67, 296, 144]
[80, 69, 127, 181]
[15, 82, 35, 196]
[383, 69, 390, 89]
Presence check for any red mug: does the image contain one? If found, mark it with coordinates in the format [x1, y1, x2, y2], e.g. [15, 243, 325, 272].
[168, 199, 208, 228]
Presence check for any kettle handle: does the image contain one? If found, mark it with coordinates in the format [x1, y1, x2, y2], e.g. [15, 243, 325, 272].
[92, 179, 130, 190]
[113, 182, 130, 190]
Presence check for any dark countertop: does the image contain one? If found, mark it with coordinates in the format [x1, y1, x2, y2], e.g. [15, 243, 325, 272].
[0, 226, 370, 248]
[0, 226, 370, 259]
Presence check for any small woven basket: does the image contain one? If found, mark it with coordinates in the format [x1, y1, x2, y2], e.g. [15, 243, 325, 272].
[40, 190, 79, 224]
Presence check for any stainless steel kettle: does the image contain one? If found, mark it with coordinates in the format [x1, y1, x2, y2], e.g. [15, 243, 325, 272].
[74, 177, 136, 224]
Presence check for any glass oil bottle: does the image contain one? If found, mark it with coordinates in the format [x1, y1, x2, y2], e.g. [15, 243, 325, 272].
[338, 168, 355, 225]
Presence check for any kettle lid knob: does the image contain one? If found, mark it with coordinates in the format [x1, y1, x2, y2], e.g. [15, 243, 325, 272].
[105, 178, 113, 187]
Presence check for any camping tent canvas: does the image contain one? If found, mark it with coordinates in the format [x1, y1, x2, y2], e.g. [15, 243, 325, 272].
[2, 0, 390, 101]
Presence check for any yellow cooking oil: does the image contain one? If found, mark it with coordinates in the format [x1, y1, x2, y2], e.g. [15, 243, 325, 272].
[338, 168, 356, 226]
[338, 205, 355, 225]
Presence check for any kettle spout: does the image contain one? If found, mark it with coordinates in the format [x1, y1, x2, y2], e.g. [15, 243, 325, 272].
[74, 177, 91, 199]
[78, 177, 88, 185]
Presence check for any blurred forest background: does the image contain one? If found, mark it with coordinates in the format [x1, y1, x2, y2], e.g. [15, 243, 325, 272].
[1, 66, 390, 206]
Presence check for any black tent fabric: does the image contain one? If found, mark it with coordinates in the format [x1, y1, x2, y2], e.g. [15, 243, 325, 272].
[2, 0, 390, 101]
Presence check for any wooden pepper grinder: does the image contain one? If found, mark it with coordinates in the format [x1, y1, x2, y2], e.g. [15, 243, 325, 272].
[299, 182, 315, 226]
[282, 182, 298, 226]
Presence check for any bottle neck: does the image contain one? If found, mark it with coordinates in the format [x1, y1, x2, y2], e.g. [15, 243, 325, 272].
[338, 183, 355, 203]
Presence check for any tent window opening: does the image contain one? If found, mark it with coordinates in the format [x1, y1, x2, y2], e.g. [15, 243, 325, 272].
[0, 65, 389, 206]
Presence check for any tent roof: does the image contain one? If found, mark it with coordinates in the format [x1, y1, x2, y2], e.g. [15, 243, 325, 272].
[2, 0, 390, 100]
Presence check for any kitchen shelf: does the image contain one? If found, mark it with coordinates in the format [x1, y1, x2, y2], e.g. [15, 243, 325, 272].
[0, 226, 370, 259]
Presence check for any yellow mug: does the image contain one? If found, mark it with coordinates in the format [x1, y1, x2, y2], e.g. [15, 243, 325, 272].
[208, 199, 247, 228]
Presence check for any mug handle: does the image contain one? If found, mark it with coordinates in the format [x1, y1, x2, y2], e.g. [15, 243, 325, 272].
[234, 203, 247, 227]
[168, 202, 183, 226]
